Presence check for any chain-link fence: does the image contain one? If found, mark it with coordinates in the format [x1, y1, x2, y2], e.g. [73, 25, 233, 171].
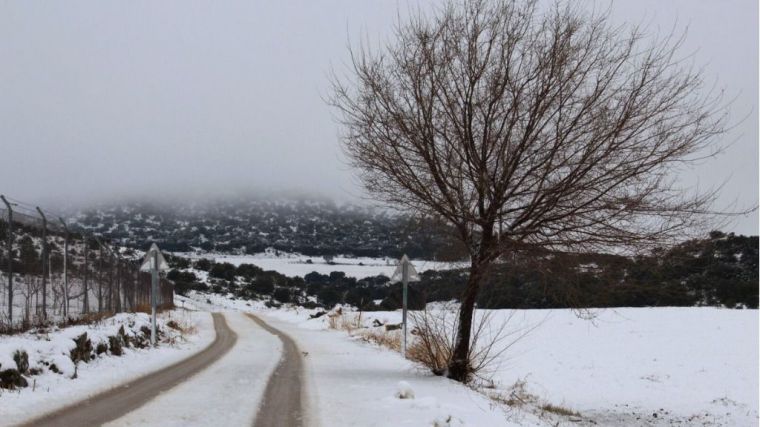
[0, 196, 173, 333]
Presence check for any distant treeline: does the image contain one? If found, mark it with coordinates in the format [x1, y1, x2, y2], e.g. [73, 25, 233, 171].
[168, 232, 758, 310]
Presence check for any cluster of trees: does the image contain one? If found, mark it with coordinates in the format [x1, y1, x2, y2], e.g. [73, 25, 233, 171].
[73, 200, 467, 260]
[168, 232, 757, 311]
[167, 255, 426, 310]
[425, 232, 758, 309]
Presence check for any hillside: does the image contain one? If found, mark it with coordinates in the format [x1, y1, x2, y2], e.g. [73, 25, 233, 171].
[69, 198, 465, 260]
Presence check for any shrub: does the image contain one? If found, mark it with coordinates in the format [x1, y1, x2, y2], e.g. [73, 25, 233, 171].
[70, 333, 93, 364]
[408, 305, 533, 383]
[96, 342, 108, 355]
[273, 287, 292, 303]
[0, 369, 27, 389]
[264, 300, 282, 309]
[118, 325, 131, 348]
[108, 335, 124, 356]
[13, 350, 29, 374]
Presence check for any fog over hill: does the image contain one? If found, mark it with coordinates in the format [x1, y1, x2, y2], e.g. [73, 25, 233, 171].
[68, 196, 466, 260]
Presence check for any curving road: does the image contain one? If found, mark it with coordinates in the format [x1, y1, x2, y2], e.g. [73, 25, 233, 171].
[246, 312, 305, 427]
[21, 313, 237, 427]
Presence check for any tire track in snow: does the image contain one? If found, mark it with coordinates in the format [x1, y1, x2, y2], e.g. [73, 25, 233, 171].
[245, 312, 304, 427]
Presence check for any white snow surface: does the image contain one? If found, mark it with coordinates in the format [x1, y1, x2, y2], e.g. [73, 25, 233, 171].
[187, 292, 522, 426]
[179, 250, 460, 279]
[106, 311, 281, 427]
[254, 300, 759, 426]
[0, 308, 214, 426]
[263, 312, 513, 426]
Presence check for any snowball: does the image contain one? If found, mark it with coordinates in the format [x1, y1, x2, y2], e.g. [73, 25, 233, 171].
[395, 380, 415, 399]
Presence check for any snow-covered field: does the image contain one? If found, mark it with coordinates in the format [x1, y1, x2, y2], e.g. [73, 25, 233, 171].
[0, 308, 214, 426]
[178, 250, 460, 279]
[318, 307, 759, 426]
[190, 292, 758, 426]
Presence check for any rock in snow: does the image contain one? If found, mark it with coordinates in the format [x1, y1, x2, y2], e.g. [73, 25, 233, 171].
[396, 380, 415, 399]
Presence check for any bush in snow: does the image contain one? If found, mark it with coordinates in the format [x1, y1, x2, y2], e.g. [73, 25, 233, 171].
[0, 368, 27, 389]
[108, 335, 124, 356]
[96, 342, 108, 355]
[408, 304, 532, 383]
[70, 333, 93, 364]
[13, 350, 29, 374]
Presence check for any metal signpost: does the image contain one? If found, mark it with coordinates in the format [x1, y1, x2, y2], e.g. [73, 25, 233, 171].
[390, 254, 420, 358]
[140, 243, 169, 346]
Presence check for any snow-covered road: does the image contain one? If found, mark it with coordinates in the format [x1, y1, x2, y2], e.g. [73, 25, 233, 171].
[106, 312, 282, 426]
[22, 313, 236, 427]
[8, 311, 287, 427]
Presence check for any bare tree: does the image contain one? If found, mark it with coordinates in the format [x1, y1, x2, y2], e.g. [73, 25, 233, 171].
[330, 0, 731, 382]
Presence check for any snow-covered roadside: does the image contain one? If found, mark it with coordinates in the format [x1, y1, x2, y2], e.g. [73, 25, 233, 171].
[185, 292, 758, 426]
[259, 311, 520, 427]
[106, 311, 281, 427]
[265, 305, 760, 426]
[185, 292, 526, 426]
[0, 308, 214, 426]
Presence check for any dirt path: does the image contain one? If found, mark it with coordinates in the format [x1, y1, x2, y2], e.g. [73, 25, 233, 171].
[245, 313, 304, 427]
[21, 312, 237, 427]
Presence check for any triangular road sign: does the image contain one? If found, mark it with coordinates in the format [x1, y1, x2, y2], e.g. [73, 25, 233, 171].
[390, 254, 420, 283]
[140, 243, 170, 272]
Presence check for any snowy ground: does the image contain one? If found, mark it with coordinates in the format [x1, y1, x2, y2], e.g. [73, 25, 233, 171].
[4, 288, 756, 426]
[341, 307, 759, 426]
[105, 311, 281, 427]
[178, 250, 459, 279]
[186, 292, 517, 426]
[0, 308, 214, 426]
[188, 292, 759, 426]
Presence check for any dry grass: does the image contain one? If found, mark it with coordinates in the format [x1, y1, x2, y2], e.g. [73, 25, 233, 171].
[486, 378, 540, 408]
[324, 308, 404, 352]
[357, 328, 401, 352]
[326, 310, 364, 334]
[483, 379, 583, 423]
[540, 403, 580, 417]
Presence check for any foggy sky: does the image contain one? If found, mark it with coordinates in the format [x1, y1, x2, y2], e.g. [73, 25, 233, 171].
[0, 0, 757, 234]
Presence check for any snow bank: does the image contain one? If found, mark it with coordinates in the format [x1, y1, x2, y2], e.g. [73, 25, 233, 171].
[0, 308, 214, 426]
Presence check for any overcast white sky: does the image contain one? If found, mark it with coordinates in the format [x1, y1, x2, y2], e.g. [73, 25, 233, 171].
[0, 0, 757, 234]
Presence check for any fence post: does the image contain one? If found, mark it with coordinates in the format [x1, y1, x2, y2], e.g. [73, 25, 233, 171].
[58, 218, 69, 318]
[95, 237, 104, 312]
[83, 237, 89, 314]
[1, 195, 13, 325]
[35, 207, 48, 321]
[109, 250, 114, 311]
[115, 252, 122, 312]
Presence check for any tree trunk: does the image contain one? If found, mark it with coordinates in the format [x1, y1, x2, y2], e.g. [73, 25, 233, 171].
[447, 258, 485, 382]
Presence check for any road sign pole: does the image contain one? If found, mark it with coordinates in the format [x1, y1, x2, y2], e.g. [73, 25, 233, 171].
[390, 254, 418, 359]
[402, 259, 408, 358]
[140, 243, 168, 347]
[151, 250, 158, 346]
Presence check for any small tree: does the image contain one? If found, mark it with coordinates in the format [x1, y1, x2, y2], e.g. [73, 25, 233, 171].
[331, 0, 730, 382]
